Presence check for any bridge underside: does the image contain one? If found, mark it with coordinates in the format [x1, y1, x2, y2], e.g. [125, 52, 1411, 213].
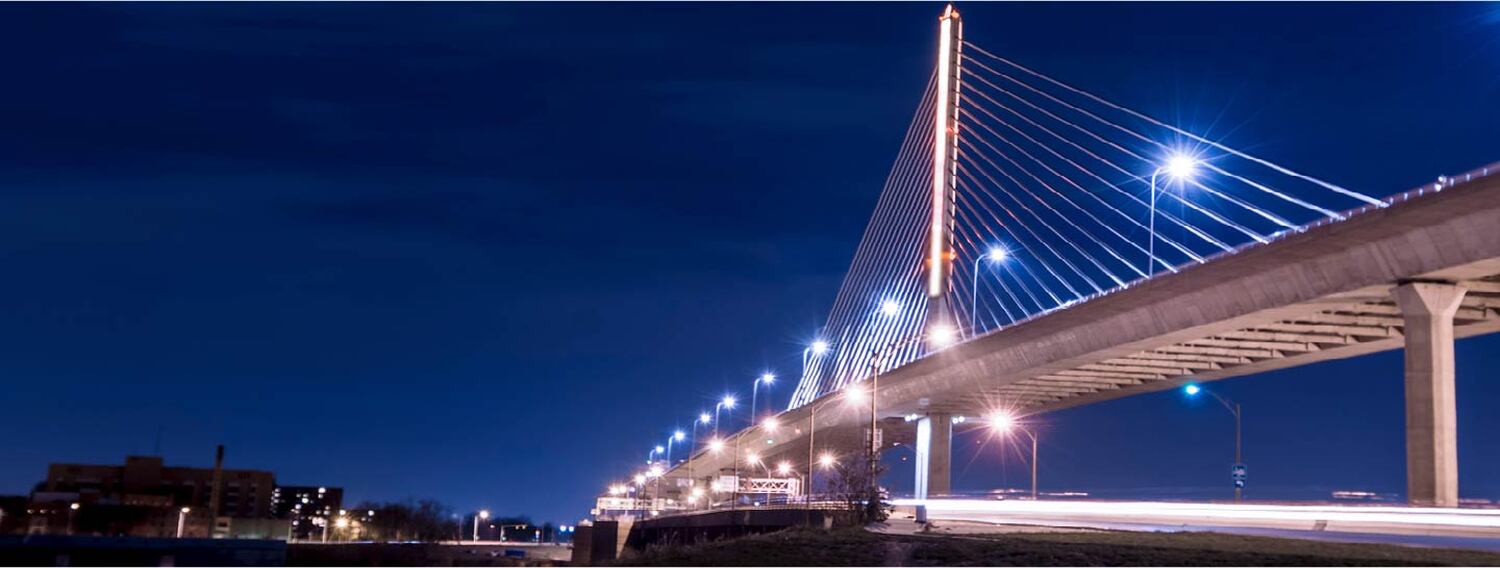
[665, 166, 1500, 508]
[960, 271, 1500, 415]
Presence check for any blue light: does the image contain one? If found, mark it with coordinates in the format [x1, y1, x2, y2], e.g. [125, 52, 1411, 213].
[1183, 384, 1202, 396]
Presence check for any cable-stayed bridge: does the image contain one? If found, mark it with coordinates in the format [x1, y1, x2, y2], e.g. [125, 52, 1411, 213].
[626, 6, 1500, 513]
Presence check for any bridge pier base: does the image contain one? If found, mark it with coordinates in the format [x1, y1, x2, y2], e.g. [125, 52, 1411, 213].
[914, 413, 952, 499]
[1393, 282, 1467, 507]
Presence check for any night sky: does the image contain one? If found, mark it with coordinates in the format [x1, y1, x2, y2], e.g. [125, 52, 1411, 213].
[3, 4, 1499, 526]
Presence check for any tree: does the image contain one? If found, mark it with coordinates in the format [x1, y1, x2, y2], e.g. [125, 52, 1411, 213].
[827, 451, 890, 526]
[351, 499, 459, 543]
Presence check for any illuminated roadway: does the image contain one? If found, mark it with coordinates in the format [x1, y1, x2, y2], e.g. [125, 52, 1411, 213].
[894, 499, 1500, 552]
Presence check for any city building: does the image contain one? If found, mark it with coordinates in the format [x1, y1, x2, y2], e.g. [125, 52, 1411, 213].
[25, 448, 283, 538]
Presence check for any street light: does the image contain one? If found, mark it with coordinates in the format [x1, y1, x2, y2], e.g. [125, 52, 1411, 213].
[987, 411, 1039, 501]
[761, 417, 779, 432]
[688, 413, 711, 500]
[970, 246, 1011, 332]
[714, 395, 737, 438]
[648, 445, 665, 465]
[880, 300, 901, 317]
[666, 430, 685, 469]
[801, 340, 831, 407]
[751, 372, 776, 432]
[176, 507, 191, 538]
[474, 510, 489, 542]
[1149, 153, 1199, 277]
[1183, 383, 1244, 502]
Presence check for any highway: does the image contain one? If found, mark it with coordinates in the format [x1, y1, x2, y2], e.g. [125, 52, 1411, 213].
[894, 499, 1500, 552]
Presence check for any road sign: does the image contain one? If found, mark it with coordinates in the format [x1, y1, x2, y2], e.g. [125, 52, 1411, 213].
[1232, 463, 1247, 488]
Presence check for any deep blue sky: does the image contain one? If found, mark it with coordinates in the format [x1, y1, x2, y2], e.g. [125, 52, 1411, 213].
[2, 4, 1498, 525]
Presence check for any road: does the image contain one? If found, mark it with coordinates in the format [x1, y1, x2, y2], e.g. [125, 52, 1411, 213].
[893, 499, 1500, 552]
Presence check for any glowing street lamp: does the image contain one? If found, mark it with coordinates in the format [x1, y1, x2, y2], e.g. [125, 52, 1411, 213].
[880, 300, 902, 317]
[1149, 153, 1200, 277]
[801, 339, 832, 405]
[751, 372, 776, 435]
[714, 395, 737, 437]
[648, 445, 665, 465]
[688, 413, 711, 494]
[1183, 383, 1244, 502]
[927, 324, 958, 347]
[761, 417, 780, 432]
[666, 430, 685, 470]
[987, 411, 1039, 500]
[818, 453, 837, 469]
[970, 245, 1012, 332]
[176, 507, 191, 538]
[473, 509, 489, 542]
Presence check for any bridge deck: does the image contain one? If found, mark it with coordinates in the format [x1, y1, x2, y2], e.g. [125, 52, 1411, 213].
[665, 162, 1500, 488]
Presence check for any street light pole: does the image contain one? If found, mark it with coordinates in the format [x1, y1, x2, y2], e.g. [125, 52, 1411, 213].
[688, 413, 708, 502]
[176, 507, 190, 538]
[473, 510, 489, 541]
[1149, 154, 1198, 277]
[987, 412, 1040, 501]
[1184, 384, 1243, 502]
[1026, 429, 1039, 501]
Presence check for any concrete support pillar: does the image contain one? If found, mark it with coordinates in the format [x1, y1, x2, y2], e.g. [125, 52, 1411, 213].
[1392, 282, 1467, 507]
[914, 413, 952, 499]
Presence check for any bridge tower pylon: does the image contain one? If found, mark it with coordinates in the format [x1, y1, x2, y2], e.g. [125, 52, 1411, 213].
[915, 5, 963, 501]
[925, 4, 964, 338]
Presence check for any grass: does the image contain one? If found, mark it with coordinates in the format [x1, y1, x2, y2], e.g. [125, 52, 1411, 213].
[613, 526, 1500, 566]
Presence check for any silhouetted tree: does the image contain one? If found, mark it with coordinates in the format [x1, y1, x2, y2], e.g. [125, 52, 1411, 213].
[828, 451, 890, 525]
[351, 499, 459, 542]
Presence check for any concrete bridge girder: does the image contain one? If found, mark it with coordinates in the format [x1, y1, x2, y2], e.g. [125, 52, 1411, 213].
[658, 169, 1500, 508]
